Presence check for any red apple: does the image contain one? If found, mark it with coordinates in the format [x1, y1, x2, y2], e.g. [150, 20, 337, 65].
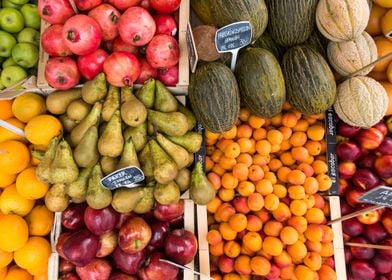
[96, 230, 118, 258]
[60, 258, 75, 274]
[382, 211, 392, 234]
[372, 253, 392, 274]
[340, 199, 354, 215]
[355, 128, 384, 150]
[112, 246, 146, 275]
[62, 230, 100, 266]
[61, 203, 87, 230]
[119, 217, 151, 254]
[338, 161, 357, 179]
[352, 168, 380, 190]
[153, 200, 184, 222]
[148, 220, 170, 249]
[76, 258, 111, 280]
[109, 271, 137, 279]
[350, 237, 375, 260]
[164, 229, 198, 265]
[337, 141, 362, 161]
[145, 252, 179, 280]
[357, 210, 381, 225]
[350, 260, 376, 280]
[84, 206, 119, 236]
[346, 188, 366, 208]
[363, 222, 388, 243]
[342, 218, 364, 237]
[373, 120, 388, 136]
[375, 155, 392, 178]
[357, 154, 377, 169]
[375, 137, 392, 155]
[337, 122, 361, 137]
[137, 268, 150, 280]
[116, 212, 136, 229]
[56, 232, 73, 259]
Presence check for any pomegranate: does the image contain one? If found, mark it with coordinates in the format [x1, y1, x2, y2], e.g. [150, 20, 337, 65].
[62, 15, 102, 56]
[146, 34, 180, 69]
[107, 0, 141, 10]
[88, 4, 120, 41]
[118, 6, 156, 47]
[139, 0, 152, 11]
[136, 58, 157, 84]
[112, 36, 138, 55]
[45, 57, 80, 90]
[150, 0, 181, 13]
[77, 48, 109, 80]
[73, 0, 102, 11]
[157, 64, 178, 86]
[41, 24, 73, 56]
[153, 14, 177, 36]
[38, 0, 76, 24]
[103, 51, 141, 87]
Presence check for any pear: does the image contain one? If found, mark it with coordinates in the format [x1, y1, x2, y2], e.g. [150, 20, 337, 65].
[147, 120, 155, 136]
[149, 139, 178, 184]
[59, 114, 78, 132]
[102, 85, 120, 121]
[46, 88, 82, 114]
[167, 132, 203, 153]
[67, 166, 93, 203]
[111, 187, 143, 213]
[177, 102, 197, 131]
[98, 110, 124, 157]
[86, 164, 112, 209]
[154, 181, 180, 205]
[120, 86, 147, 127]
[189, 162, 216, 205]
[66, 99, 91, 122]
[147, 110, 188, 136]
[134, 186, 154, 214]
[70, 102, 102, 146]
[45, 183, 69, 212]
[123, 123, 147, 152]
[73, 126, 99, 168]
[81, 72, 107, 104]
[117, 138, 140, 169]
[36, 136, 60, 183]
[156, 132, 189, 170]
[135, 78, 155, 108]
[187, 152, 195, 167]
[175, 168, 191, 192]
[100, 156, 119, 175]
[50, 139, 79, 184]
[139, 144, 154, 177]
[154, 80, 178, 112]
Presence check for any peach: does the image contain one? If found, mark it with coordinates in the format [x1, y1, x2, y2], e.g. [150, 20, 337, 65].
[250, 256, 271, 276]
[294, 265, 318, 280]
[263, 220, 283, 237]
[218, 255, 235, 273]
[273, 250, 292, 268]
[318, 264, 337, 280]
[246, 215, 263, 232]
[280, 226, 299, 245]
[304, 252, 322, 271]
[272, 202, 292, 222]
[304, 224, 323, 242]
[305, 240, 322, 253]
[287, 216, 308, 233]
[234, 255, 252, 275]
[233, 196, 251, 214]
[214, 203, 236, 222]
[262, 236, 283, 257]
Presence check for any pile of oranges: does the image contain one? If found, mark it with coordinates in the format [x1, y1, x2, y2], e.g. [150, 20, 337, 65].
[205, 104, 337, 280]
[0, 93, 62, 280]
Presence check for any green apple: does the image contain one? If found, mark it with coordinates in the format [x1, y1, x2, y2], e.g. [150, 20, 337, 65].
[1, 0, 22, 9]
[17, 27, 40, 46]
[20, 4, 40, 30]
[0, 30, 17, 57]
[1, 65, 27, 88]
[2, 57, 16, 68]
[0, 8, 25, 33]
[11, 42, 39, 68]
[9, 0, 29, 5]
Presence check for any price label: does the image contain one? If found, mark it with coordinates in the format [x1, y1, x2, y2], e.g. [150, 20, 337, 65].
[325, 107, 339, 195]
[359, 186, 392, 208]
[215, 21, 252, 71]
[100, 166, 144, 190]
[186, 22, 199, 73]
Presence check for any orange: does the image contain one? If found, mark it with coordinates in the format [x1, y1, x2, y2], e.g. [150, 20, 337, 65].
[0, 214, 29, 252]
[24, 114, 62, 148]
[374, 36, 392, 72]
[381, 81, 392, 116]
[12, 93, 46, 123]
[366, 3, 388, 35]
[0, 100, 13, 120]
[25, 205, 54, 236]
[0, 184, 35, 216]
[0, 171, 16, 188]
[0, 140, 30, 174]
[14, 236, 51, 272]
[4, 266, 32, 280]
[0, 118, 26, 143]
[16, 167, 49, 200]
[0, 248, 12, 269]
[374, 0, 392, 8]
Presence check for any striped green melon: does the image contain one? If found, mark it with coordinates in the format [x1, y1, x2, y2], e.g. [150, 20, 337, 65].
[252, 32, 286, 61]
[190, 0, 268, 41]
[189, 62, 240, 133]
[305, 29, 329, 59]
[235, 48, 286, 118]
[282, 45, 337, 115]
[266, 0, 318, 47]
[334, 76, 388, 128]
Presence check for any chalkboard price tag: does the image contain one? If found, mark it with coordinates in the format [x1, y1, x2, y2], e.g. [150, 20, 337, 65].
[100, 166, 145, 190]
[186, 22, 199, 73]
[359, 186, 392, 208]
[325, 107, 339, 195]
[215, 21, 252, 71]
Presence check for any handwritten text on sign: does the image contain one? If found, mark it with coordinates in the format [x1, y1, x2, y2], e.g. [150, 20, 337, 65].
[358, 186, 392, 208]
[100, 166, 145, 190]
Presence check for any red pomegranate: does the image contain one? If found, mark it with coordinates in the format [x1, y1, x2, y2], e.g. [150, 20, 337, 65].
[45, 57, 80, 90]
[73, 0, 103, 11]
[153, 14, 177, 36]
[88, 4, 120, 41]
[107, 0, 141, 10]
[103, 51, 141, 87]
[146, 34, 180, 69]
[38, 0, 76, 24]
[136, 58, 157, 84]
[41, 24, 73, 56]
[150, 0, 181, 13]
[157, 64, 178, 86]
[112, 36, 138, 55]
[77, 48, 109, 80]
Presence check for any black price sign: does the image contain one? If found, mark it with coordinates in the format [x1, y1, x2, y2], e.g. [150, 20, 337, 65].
[359, 186, 392, 208]
[100, 166, 145, 190]
[215, 21, 252, 71]
[325, 107, 339, 195]
[195, 122, 206, 171]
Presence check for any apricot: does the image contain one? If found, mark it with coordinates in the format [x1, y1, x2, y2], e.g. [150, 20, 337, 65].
[253, 208, 271, 223]
[280, 226, 299, 245]
[263, 220, 283, 237]
[290, 199, 308, 216]
[294, 265, 318, 280]
[304, 194, 316, 209]
[304, 224, 323, 242]
[313, 193, 325, 209]
[320, 225, 334, 243]
[304, 252, 322, 271]
[223, 273, 241, 280]
[287, 241, 308, 262]
[214, 203, 236, 223]
[288, 185, 306, 200]
[273, 250, 292, 268]
[246, 215, 263, 232]
[207, 229, 223, 246]
[264, 193, 280, 211]
[224, 240, 241, 259]
[320, 242, 334, 257]
[232, 196, 251, 214]
[242, 232, 263, 252]
[218, 255, 235, 273]
[305, 240, 322, 253]
[247, 192, 264, 211]
[318, 264, 337, 280]
[234, 255, 252, 275]
[272, 202, 292, 222]
[228, 213, 247, 233]
[219, 222, 237, 241]
[305, 208, 326, 224]
[273, 183, 287, 198]
[287, 216, 308, 233]
[280, 264, 296, 280]
[262, 236, 283, 257]
[250, 256, 271, 276]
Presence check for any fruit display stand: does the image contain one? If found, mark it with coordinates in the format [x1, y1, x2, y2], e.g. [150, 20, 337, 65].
[36, 0, 190, 95]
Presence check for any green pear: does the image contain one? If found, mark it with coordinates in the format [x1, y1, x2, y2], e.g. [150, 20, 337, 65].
[111, 187, 143, 213]
[46, 88, 82, 114]
[189, 161, 216, 205]
[139, 143, 154, 177]
[100, 156, 119, 175]
[149, 139, 178, 184]
[147, 110, 188, 136]
[156, 132, 189, 170]
[167, 132, 203, 153]
[175, 168, 191, 192]
[67, 166, 93, 203]
[117, 138, 140, 169]
[66, 99, 91, 122]
[86, 164, 112, 209]
[73, 125, 99, 168]
[81, 72, 107, 104]
[123, 123, 147, 152]
[177, 102, 197, 131]
[36, 136, 59, 183]
[101, 85, 120, 121]
[134, 186, 154, 214]
[45, 183, 69, 212]
[50, 139, 79, 184]
[154, 80, 178, 112]
[154, 181, 180, 205]
[59, 114, 77, 132]
[121, 86, 147, 127]
[135, 78, 155, 108]
[70, 102, 102, 146]
[98, 110, 124, 157]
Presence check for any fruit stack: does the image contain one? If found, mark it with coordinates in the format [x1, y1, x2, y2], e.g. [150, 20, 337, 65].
[0, 0, 40, 90]
[38, 0, 185, 90]
[0, 95, 61, 279]
[205, 106, 337, 279]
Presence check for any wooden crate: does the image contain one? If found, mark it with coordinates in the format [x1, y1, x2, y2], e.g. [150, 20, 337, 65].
[37, 0, 190, 95]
